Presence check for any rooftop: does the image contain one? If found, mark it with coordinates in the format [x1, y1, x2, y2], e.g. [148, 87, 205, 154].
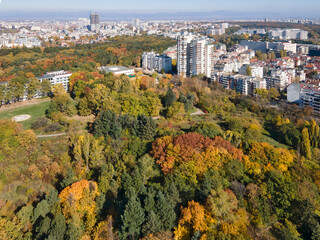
[100, 66, 133, 72]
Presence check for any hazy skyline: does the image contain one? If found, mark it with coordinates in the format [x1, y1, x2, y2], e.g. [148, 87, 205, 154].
[0, 0, 319, 13]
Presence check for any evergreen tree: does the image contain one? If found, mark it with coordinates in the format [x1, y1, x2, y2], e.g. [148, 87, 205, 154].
[48, 213, 67, 240]
[164, 88, 176, 108]
[60, 167, 77, 189]
[134, 114, 156, 140]
[191, 230, 201, 240]
[121, 196, 145, 240]
[93, 110, 122, 139]
[142, 210, 161, 236]
[156, 191, 176, 230]
[66, 222, 82, 240]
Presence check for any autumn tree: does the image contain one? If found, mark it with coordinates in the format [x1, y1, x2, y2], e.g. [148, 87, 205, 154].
[301, 127, 312, 160]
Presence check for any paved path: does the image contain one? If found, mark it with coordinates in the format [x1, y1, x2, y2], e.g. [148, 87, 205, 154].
[37, 133, 66, 138]
[152, 108, 205, 120]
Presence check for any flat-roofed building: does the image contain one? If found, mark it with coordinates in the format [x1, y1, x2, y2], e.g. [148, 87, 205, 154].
[100, 66, 135, 76]
[38, 70, 72, 91]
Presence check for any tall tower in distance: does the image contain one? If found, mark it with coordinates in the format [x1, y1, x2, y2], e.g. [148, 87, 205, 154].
[132, 19, 140, 28]
[90, 12, 100, 32]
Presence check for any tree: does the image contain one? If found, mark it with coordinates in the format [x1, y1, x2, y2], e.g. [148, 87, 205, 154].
[71, 133, 104, 171]
[27, 78, 40, 99]
[40, 79, 52, 96]
[121, 196, 145, 240]
[142, 210, 162, 236]
[137, 154, 159, 184]
[48, 213, 67, 240]
[301, 127, 312, 160]
[190, 122, 222, 138]
[32, 200, 50, 223]
[156, 192, 176, 231]
[246, 66, 252, 76]
[134, 114, 157, 140]
[47, 93, 77, 117]
[0, 85, 5, 105]
[93, 110, 122, 139]
[164, 88, 176, 108]
[9, 77, 28, 102]
[280, 50, 287, 58]
[166, 102, 186, 121]
[178, 92, 194, 112]
[52, 83, 66, 95]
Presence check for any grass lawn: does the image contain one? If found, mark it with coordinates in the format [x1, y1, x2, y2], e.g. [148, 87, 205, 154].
[0, 101, 51, 129]
[261, 134, 290, 149]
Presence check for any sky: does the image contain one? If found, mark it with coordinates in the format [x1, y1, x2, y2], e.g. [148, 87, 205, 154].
[0, 0, 319, 13]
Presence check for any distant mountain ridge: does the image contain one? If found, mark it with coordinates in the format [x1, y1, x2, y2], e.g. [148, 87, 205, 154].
[0, 10, 318, 21]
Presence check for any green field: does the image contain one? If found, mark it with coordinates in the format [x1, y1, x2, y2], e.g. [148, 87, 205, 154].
[0, 100, 51, 129]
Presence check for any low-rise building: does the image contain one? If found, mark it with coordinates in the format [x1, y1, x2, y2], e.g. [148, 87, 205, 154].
[100, 66, 135, 76]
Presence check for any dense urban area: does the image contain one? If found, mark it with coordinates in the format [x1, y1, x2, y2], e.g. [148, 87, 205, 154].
[1, 13, 320, 240]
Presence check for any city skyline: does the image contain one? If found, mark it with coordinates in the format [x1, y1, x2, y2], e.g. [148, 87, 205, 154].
[0, 0, 319, 13]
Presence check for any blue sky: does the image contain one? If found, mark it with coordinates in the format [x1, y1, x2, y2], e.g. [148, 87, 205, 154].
[0, 0, 319, 12]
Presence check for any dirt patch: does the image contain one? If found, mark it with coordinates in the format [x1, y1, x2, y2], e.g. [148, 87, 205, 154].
[66, 115, 95, 123]
[12, 114, 31, 122]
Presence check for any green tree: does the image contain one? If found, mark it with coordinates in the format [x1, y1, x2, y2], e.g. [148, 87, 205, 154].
[142, 210, 162, 236]
[93, 110, 122, 139]
[48, 213, 67, 240]
[134, 114, 157, 140]
[40, 79, 52, 96]
[164, 88, 176, 108]
[121, 196, 145, 240]
[156, 191, 176, 231]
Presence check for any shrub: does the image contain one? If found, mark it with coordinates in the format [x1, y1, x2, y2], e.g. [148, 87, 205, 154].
[44, 123, 63, 133]
[31, 117, 49, 130]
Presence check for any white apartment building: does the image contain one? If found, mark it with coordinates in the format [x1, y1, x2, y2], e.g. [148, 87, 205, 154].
[239, 64, 264, 78]
[177, 33, 214, 78]
[38, 70, 72, 91]
[142, 51, 157, 70]
[212, 72, 266, 96]
[265, 69, 290, 90]
[142, 51, 173, 73]
[269, 29, 308, 40]
[288, 81, 320, 115]
[177, 32, 194, 77]
[190, 38, 213, 77]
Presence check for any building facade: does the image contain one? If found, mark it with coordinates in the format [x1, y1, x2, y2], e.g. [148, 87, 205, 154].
[90, 13, 100, 32]
[38, 70, 72, 91]
[142, 51, 173, 73]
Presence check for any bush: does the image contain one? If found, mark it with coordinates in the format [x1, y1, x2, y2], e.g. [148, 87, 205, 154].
[31, 117, 49, 130]
[44, 123, 63, 133]
[191, 122, 222, 138]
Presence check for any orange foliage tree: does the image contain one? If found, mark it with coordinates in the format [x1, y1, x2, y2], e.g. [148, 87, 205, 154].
[150, 133, 243, 176]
